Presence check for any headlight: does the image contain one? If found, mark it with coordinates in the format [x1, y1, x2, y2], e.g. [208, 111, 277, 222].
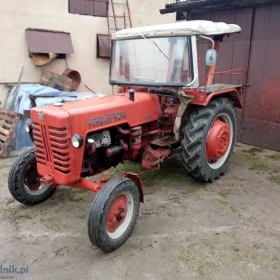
[71, 134, 83, 148]
[24, 120, 32, 133]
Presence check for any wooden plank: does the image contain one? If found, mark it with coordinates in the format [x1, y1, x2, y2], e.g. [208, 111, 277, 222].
[0, 108, 21, 118]
[0, 134, 7, 142]
[0, 126, 11, 136]
[0, 108, 22, 157]
[40, 69, 73, 92]
[0, 115, 16, 123]
[0, 151, 8, 158]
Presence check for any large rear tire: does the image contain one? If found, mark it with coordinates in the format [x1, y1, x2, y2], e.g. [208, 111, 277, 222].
[181, 98, 236, 182]
[8, 148, 56, 205]
[88, 178, 140, 252]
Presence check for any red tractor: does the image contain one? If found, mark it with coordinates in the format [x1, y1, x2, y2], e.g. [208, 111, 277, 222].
[9, 21, 244, 252]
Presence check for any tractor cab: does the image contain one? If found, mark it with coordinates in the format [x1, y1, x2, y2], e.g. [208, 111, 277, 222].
[110, 20, 242, 90]
[110, 20, 243, 140]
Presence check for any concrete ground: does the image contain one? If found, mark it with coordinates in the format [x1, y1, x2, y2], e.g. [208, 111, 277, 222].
[0, 144, 279, 280]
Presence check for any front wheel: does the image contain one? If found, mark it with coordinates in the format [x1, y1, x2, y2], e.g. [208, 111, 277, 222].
[181, 98, 236, 182]
[8, 148, 56, 205]
[88, 178, 140, 252]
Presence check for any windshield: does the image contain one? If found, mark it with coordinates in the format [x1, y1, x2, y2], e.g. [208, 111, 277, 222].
[110, 36, 192, 87]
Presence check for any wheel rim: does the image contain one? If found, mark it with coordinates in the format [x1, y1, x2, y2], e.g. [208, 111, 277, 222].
[23, 161, 49, 195]
[107, 191, 134, 239]
[206, 113, 233, 170]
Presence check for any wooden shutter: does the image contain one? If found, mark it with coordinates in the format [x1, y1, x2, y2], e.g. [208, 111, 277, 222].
[69, 0, 109, 17]
[97, 34, 110, 58]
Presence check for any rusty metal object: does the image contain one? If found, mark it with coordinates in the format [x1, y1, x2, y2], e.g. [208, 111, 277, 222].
[142, 145, 171, 170]
[151, 136, 179, 147]
[40, 175, 55, 188]
[62, 68, 81, 91]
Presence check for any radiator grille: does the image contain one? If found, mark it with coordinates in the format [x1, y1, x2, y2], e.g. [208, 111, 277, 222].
[32, 122, 71, 174]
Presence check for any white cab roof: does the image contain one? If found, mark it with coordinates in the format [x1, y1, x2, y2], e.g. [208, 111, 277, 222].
[114, 20, 241, 39]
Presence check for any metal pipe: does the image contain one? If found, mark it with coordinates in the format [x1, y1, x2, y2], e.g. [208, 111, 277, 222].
[206, 40, 220, 86]
[105, 145, 124, 158]
[128, 88, 135, 102]
[117, 126, 130, 135]
[141, 129, 160, 137]
[123, 12, 126, 29]
[72, 178, 102, 193]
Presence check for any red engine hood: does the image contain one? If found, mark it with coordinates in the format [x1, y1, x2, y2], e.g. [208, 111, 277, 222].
[31, 92, 160, 136]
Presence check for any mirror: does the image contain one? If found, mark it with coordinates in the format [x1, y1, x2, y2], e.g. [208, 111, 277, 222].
[205, 49, 217, 66]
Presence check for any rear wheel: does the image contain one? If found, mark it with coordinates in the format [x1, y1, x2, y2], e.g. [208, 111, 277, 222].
[88, 178, 140, 252]
[8, 148, 56, 205]
[181, 98, 236, 182]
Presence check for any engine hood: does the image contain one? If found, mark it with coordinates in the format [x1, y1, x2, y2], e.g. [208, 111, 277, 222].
[31, 92, 160, 137]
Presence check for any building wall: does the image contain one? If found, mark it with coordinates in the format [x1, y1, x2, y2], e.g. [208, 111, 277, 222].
[0, 0, 174, 106]
[190, 5, 280, 151]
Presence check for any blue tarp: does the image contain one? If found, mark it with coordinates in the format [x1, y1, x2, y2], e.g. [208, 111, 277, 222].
[6, 84, 103, 152]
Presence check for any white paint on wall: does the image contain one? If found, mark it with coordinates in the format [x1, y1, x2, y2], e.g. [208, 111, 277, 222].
[0, 0, 174, 106]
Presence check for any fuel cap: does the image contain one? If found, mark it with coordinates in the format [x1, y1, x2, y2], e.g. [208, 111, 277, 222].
[53, 103, 63, 107]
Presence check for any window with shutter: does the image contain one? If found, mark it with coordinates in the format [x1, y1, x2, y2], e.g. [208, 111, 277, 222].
[69, 0, 109, 17]
[96, 34, 110, 58]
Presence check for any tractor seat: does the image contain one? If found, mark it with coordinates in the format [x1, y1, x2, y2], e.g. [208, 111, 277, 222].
[198, 84, 242, 94]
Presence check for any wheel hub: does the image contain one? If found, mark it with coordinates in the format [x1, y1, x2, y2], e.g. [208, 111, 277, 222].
[24, 162, 41, 191]
[206, 119, 231, 159]
[107, 195, 127, 233]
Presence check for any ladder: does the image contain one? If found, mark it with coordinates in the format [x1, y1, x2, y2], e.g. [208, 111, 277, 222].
[107, 0, 132, 37]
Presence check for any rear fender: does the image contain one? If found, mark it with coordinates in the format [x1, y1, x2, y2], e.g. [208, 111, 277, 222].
[192, 89, 243, 108]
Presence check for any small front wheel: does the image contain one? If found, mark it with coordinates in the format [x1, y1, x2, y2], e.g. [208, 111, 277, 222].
[8, 148, 56, 205]
[88, 178, 140, 252]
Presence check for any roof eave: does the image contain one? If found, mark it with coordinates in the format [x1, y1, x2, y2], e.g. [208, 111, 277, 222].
[160, 0, 280, 14]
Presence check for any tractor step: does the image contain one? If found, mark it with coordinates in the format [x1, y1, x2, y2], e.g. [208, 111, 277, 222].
[150, 136, 179, 147]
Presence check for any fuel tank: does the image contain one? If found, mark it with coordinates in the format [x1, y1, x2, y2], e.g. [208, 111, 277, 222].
[30, 92, 160, 185]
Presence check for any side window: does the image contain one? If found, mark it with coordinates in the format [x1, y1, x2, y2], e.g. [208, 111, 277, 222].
[69, 0, 108, 17]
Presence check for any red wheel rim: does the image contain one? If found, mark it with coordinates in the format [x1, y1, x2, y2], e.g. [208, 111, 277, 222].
[107, 195, 128, 233]
[206, 118, 231, 160]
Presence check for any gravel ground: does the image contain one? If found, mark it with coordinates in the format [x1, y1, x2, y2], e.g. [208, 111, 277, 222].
[0, 144, 279, 280]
